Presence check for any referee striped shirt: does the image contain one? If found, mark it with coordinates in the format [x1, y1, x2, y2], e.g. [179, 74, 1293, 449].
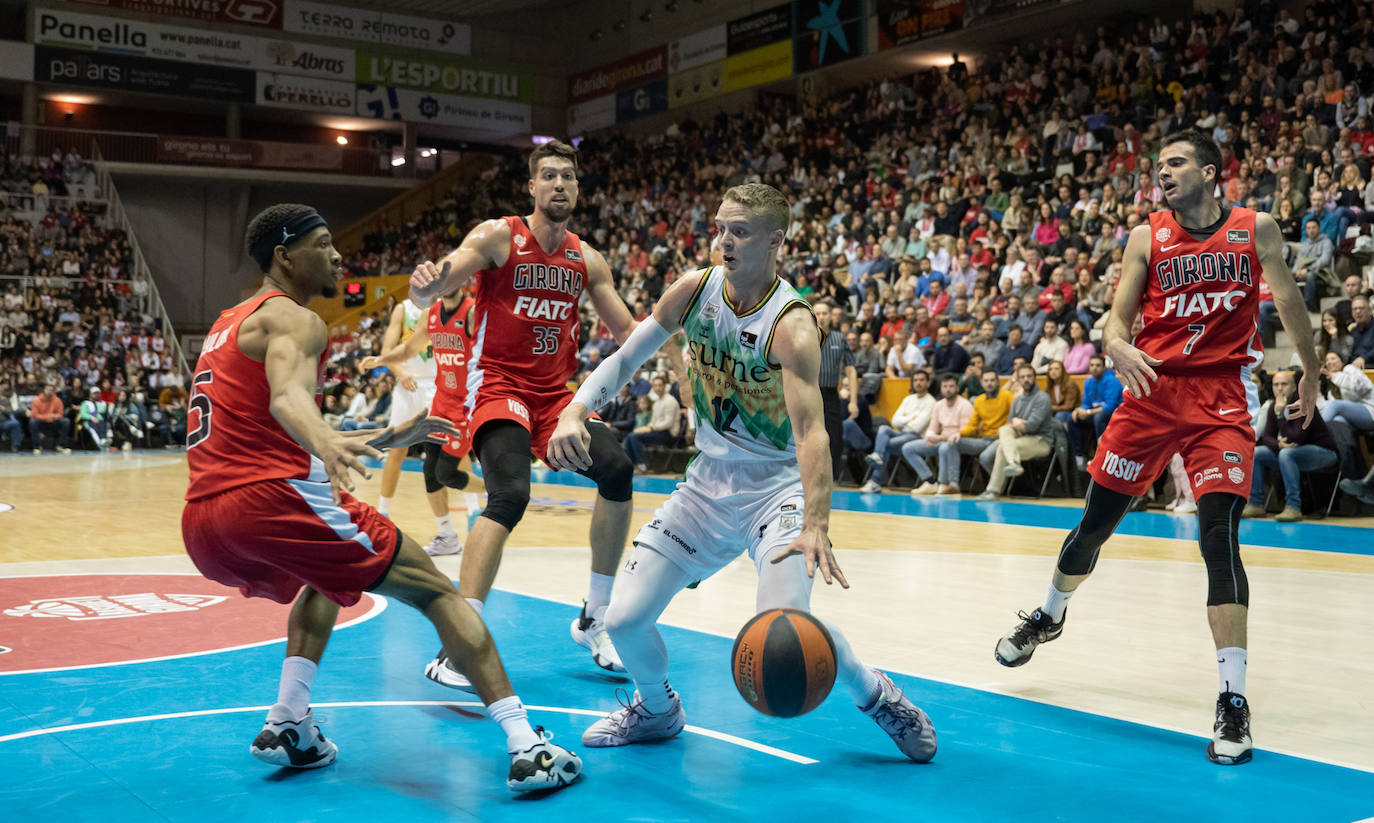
[818, 329, 854, 391]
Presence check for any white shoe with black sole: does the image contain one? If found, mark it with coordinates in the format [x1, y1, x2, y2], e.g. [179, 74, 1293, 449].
[1207, 692, 1253, 765]
[570, 602, 625, 672]
[249, 711, 337, 768]
[424, 649, 477, 693]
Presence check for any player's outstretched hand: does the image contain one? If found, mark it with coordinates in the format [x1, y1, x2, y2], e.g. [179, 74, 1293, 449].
[393, 367, 419, 393]
[409, 259, 450, 308]
[1105, 338, 1161, 399]
[366, 412, 459, 452]
[1290, 369, 1319, 428]
[770, 529, 849, 588]
[359, 355, 382, 371]
[320, 437, 381, 504]
[546, 407, 592, 471]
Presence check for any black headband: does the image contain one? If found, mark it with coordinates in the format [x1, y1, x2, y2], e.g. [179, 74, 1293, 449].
[250, 209, 328, 271]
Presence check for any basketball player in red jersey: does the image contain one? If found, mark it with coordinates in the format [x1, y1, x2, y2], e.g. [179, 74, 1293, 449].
[362, 289, 487, 558]
[409, 140, 674, 682]
[993, 131, 1319, 765]
[181, 204, 582, 792]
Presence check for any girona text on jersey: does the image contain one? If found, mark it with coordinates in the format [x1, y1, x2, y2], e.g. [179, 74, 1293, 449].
[1154, 250, 1254, 320]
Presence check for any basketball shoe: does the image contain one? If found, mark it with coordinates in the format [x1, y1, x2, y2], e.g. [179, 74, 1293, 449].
[424, 648, 477, 693]
[994, 607, 1065, 667]
[582, 688, 685, 747]
[507, 728, 583, 792]
[423, 532, 462, 556]
[570, 602, 625, 672]
[249, 711, 337, 768]
[1207, 692, 1253, 765]
[861, 670, 938, 763]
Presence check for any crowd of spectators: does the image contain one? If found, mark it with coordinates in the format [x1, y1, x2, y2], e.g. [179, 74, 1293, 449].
[0, 161, 180, 453]
[331, 0, 1374, 514]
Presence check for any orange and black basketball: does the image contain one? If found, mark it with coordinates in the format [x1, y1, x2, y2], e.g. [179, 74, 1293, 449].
[731, 608, 837, 718]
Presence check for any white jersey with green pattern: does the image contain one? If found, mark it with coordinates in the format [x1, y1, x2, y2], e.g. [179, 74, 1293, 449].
[400, 299, 437, 380]
[680, 267, 812, 463]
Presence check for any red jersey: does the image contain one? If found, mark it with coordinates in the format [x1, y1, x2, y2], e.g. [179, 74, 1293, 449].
[428, 295, 475, 400]
[1136, 206, 1263, 375]
[185, 291, 326, 501]
[470, 215, 588, 395]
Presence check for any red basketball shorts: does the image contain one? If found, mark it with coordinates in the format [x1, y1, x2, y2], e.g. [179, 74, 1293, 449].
[465, 375, 575, 459]
[1089, 370, 1258, 499]
[182, 478, 399, 607]
[430, 390, 472, 459]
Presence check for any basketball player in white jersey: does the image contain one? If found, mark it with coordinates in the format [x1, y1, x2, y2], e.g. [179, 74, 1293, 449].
[374, 298, 461, 554]
[547, 183, 937, 761]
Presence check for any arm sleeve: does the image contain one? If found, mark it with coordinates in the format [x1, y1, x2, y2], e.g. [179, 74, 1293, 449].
[571, 316, 673, 414]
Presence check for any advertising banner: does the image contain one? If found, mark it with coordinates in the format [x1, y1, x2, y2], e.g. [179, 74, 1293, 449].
[33, 8, 354, 81]
[567, 46, 666, 105]
[567, 93, 615, 136]
[283, 0, 470, 56]
[357, 49, 531, 103]
[255, 71, 355, 114]
[35, 45, 255, 102]
[67, 0, 283, 29]
[0, 41, 33, 82]
[875, 0, 964, 49]
[355, 84, 531, 136]
[726, 3, 791, 56]
[668, 59, 723, 109]
[668, 24, 726, 74]
[792, 0, 866, 73]
[156, 135, 343, 169]
[722, 38, 792, 93]
[614, 78, 668, 123]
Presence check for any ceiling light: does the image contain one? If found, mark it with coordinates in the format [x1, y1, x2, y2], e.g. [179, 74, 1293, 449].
[391, 156, 406, 166]
[336, 135, 348, 145]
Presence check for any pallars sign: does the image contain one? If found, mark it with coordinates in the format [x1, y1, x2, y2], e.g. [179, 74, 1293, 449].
[35, 45, 255, 102]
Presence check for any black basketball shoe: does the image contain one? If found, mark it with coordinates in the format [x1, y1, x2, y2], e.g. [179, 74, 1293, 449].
[1207, 691, 1253, 765]
[994, 607, 1066, 667]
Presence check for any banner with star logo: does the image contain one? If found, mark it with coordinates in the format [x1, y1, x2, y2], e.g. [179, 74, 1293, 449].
[792, 0, 866, 73]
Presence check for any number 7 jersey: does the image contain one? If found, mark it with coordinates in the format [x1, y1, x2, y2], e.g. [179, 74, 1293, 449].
[681, 267, 813, 462]
[1135, 206, 1264, 375]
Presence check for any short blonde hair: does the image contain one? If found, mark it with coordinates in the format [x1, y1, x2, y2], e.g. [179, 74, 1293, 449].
[723, 183, 790, 235]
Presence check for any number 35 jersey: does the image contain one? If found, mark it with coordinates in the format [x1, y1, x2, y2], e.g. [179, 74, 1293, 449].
[469, 215, 588, 397]
[1135, 206, 1264, 376]
[681, 267, 813, 463]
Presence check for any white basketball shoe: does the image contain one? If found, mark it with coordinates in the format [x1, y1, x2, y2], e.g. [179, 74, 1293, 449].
[570, 602, 625, 672]
[249, 711, 337, 768]
[582, 689, 686, 747]
[507, 728, 583, 792]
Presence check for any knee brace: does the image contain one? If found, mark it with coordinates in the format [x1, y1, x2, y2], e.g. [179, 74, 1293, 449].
[1055, 481, 1134, 576]
[1197, 493, 1249, 607]
[581, 420, 634, 502]
[423, 443, 469, 492]
[474, 422, 532, 531]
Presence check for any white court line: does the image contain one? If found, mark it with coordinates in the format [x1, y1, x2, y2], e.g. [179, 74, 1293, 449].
[0, 573, 388, 676]
[0, 700, 818, 764]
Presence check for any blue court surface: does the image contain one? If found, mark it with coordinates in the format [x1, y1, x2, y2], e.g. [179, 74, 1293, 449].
[3, 587, 1372, 823]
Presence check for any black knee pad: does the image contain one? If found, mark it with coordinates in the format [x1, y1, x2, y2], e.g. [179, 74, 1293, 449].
[423, 442, 469, 492]
[1056, 481, 1134, 576]
[1197, 493, 1249, 607]
[423, 443, 444, 494]
[475, 421, 532, 531]
[580, 420, 634, 502]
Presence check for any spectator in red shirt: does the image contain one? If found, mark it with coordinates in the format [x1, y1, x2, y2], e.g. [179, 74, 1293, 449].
[923, 280, 950, 318]
[29, 384, 72, 454]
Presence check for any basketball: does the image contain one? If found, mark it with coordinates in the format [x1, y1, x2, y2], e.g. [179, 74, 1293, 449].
[731, 608, 837, 718]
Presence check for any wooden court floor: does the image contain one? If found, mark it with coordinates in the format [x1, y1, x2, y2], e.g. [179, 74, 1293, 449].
[2, 451, 1371, 775]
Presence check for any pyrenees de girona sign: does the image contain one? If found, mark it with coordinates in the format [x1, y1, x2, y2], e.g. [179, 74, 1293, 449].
[0, 574, 380, 674]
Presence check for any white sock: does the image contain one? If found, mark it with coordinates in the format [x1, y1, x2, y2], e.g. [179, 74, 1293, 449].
[850, 665, 884, 710]
[435, 514, 456, 538]
[635, 679, 677, 714]
[464, 492, 481, 513]
[1218, 647, 1247, 696]
[465, 597, 484, 617]
[588, 572, 615, 617]
[1042, 585, 1074, 622]
[267, 656, 316, 722]
[487, 695, 540, 752]
[378, 496, 392, 517]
